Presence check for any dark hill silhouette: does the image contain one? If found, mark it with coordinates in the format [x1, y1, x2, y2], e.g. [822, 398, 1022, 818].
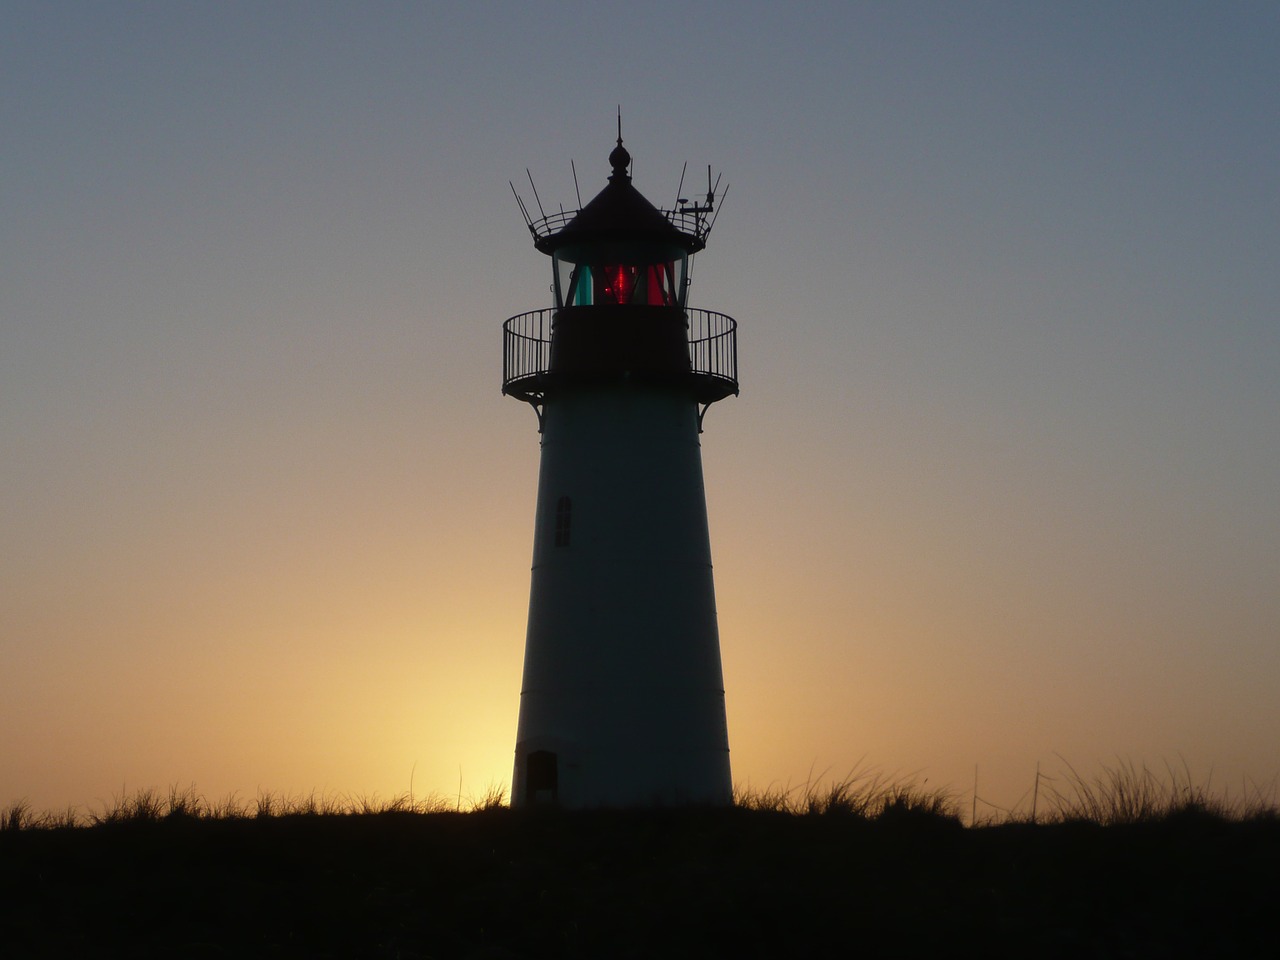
[3, 799, 1276, 958]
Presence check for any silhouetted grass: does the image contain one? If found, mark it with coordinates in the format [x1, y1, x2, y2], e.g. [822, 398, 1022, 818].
[4, 765, 1279, 957]
[7, 759, 1277, 832]
[1, 782, 504, 830]
[3, 785, 1277, 957]
[1, 797, 78, 831]
[1040, 756, 1278, 825]
[968, 756, 1280, 827]
[733, 765, 961, 824]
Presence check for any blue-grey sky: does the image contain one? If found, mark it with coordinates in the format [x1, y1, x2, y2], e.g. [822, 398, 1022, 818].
[4, 1, 1277, 815]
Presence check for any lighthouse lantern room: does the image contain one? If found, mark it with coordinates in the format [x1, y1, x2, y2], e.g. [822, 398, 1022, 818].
[503, 134, 738, 808]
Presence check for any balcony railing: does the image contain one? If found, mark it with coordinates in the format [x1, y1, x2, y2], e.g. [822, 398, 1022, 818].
[502, 308, 553, 395]
[687, 309, 738, 391]
[502, 307, 738, 404]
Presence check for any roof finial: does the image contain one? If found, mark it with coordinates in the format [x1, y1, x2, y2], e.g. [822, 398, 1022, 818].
[608, 106, 630, 182]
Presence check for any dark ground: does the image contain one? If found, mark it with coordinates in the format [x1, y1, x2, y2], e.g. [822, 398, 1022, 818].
[2, 807, 1275, 958]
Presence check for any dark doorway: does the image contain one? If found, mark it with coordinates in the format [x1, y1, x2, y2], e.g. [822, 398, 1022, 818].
[527, 750, 558, 804]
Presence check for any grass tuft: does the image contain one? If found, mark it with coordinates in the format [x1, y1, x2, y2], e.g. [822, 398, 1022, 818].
[3, 799, 81, 830]
[970, 756, 1280, 827]
[3, 799, 34, 831]
[468, 781, 509, 812]
[735, 765, 961, 823]
[1042, 757, 1235, 825]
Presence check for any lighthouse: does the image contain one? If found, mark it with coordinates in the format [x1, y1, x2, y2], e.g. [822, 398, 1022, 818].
[503, 135, 738, 808]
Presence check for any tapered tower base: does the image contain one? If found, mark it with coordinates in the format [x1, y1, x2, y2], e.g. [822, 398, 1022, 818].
[512, 384, 731, 808]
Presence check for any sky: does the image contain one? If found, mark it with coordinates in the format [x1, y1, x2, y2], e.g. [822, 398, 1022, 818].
[3, 1, 1278, 818]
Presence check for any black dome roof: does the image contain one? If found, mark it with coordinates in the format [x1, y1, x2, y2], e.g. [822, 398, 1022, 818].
[533, 145, 704, 255]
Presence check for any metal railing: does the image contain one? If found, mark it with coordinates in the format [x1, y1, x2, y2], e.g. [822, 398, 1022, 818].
[526, 211, 576, 243]
[687, 308, 738, 389]
[502, 308, 737, 399]
[527, 205, 713, 247]
[502, 309, 553, 391]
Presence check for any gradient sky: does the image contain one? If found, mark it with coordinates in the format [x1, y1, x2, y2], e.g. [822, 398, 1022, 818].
[4, 1, 1278, 817]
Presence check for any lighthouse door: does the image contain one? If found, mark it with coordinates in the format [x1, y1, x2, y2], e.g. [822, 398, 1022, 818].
[526, 750, 558, 804]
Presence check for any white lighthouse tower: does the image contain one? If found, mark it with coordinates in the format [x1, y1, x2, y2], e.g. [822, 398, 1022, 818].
[503, 135, 738, 808]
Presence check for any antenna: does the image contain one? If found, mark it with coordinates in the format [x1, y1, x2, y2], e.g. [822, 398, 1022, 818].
[571, 159, 582, 207]
[674, 161, 688, 208]
[677, 161, 717, 234]
[616, 107, 632, 180]
[509, 181, 533, 229]
[526, 168, 547, 221]
[705, 182, 729, 234]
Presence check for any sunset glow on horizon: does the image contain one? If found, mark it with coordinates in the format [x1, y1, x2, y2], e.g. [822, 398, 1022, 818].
[4, 2, 1278, 818]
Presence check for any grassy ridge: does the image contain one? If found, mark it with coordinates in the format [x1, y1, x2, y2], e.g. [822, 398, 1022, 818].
[2, 770, 1277, 958]
[8, 757, 1274, 829]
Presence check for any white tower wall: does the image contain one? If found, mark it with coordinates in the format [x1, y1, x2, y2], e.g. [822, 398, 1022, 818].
[513, 383, 732, 807]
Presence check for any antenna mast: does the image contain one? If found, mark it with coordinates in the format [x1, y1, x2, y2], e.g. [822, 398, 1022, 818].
[526, 169, 548, 221]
